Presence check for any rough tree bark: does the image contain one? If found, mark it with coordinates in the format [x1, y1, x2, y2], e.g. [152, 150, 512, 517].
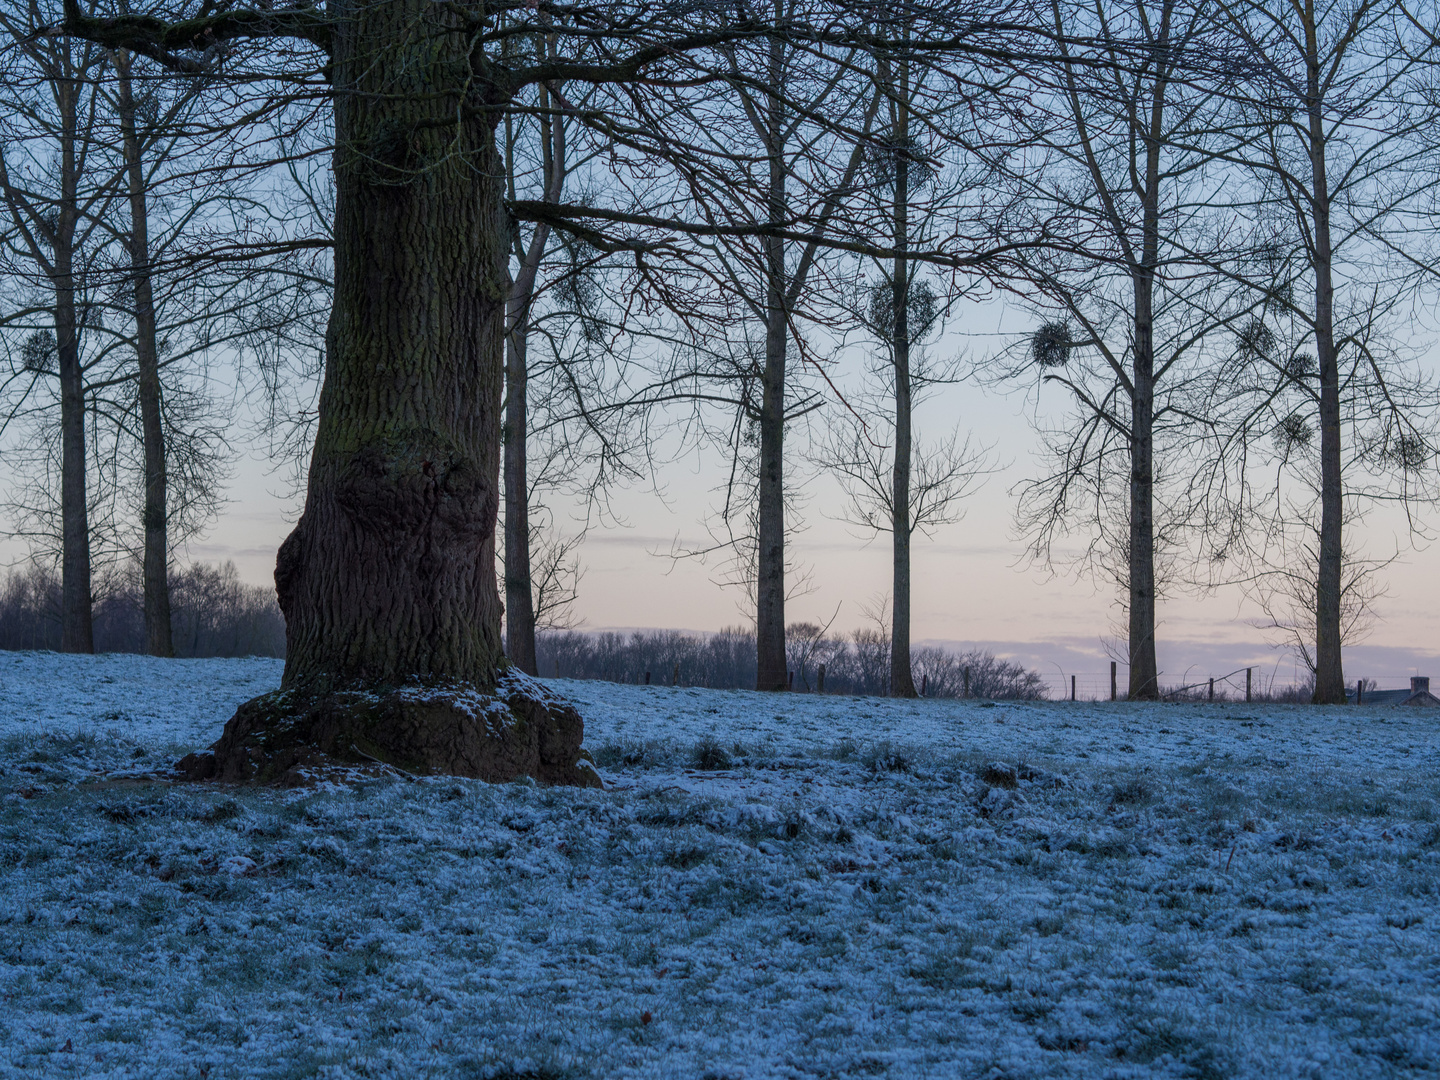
[272, 0, 505, 694]
[114, 50, 174, 658]
[129, 0, 600, 785]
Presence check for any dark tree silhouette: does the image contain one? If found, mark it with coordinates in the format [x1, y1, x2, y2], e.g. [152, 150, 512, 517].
[60, 0, 1056, 781]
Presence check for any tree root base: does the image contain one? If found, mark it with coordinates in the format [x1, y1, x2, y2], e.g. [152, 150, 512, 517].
[176, 669, 601, 788]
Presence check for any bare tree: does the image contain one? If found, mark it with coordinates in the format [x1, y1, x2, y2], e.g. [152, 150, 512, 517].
[61, 0, 1064, 780]
[1247, 509, 1391, 677]
[531, 7, 1049, 695]
[850, 35, 1001, 697]
[784, 608, 842, 690]
[985, 0, 1248, 700]
[1205, 0, 1440, 702]
[4, 1, 321, 663]
[109, 48, 176, 654]
[823, 418, 990, 539]
[621, 19, 880, 690]
[818, 348, 992, 698]
[0, 3, 123, 652]
[715, 15, 878, 692]
[501, 47, 568, 676]
[101, 44, 231, 655]
[879, 38, 921, 697]
[504, 181, 664, 669]
[660, 330, 820, 633]
[529, 517, 585, 633]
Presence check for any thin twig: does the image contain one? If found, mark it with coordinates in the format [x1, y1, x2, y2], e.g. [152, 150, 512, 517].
[350, 743, 419, 782]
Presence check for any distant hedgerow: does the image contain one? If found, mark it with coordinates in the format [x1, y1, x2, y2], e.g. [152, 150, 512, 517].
[533, 626, 1047, 699]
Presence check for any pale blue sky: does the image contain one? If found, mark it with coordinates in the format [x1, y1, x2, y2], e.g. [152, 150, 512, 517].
[174, 323, 1440, 693]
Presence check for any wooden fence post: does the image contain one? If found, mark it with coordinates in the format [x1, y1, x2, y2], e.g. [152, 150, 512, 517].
[1246, 668, 1252, 703]
[1208, 677, 1214, 702]
[1111, 661, 1117, 701]
[921, 674, 928, 697]
[1071, 674, 1076, 701]
[644, 671, 651, 685]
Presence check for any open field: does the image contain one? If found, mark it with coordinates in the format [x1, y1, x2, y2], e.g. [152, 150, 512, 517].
[1, 652, 1437, 1079]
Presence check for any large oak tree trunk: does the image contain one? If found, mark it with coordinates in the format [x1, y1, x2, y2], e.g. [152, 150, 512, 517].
[182, 0, 595, 785]
[116, 53, 174, 658]
[276, 49, 502, 689]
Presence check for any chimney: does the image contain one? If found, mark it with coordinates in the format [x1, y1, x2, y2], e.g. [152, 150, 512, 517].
[1412, 676, 1430, 694]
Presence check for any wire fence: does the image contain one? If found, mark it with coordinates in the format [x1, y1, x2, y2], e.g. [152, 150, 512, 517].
[1036, 669, 1429, 702]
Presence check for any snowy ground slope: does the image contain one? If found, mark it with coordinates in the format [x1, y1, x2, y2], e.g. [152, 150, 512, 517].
[1, 654, 1438, 1079]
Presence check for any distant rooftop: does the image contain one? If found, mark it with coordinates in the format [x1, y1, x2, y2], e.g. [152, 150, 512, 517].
[1349, 676, 1439, 706]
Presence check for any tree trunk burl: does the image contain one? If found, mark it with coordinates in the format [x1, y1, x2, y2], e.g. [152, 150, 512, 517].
[178, 669, 601, 788]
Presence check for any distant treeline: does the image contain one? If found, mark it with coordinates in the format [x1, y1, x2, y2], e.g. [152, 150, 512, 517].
[0, 567, 1048, 695]
[535, 627, 1049, 699]
[0, 561, 284, 657]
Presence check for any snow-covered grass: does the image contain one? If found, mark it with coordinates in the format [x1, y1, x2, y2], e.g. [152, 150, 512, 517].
[1, 652, 1438, 1079]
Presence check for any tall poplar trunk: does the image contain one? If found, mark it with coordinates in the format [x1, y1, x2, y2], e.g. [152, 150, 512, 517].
[889, 52, 917, 699]
[1303, 12, 1344, 703]
[756, 28, 789, 692]
[747, 25, 880, 691]
[1127, 30, 1167, 702]
[502, 85, 562, 679]
[1127, 280, 1158, 700]
[57, 257, 93, 654]
[503, 328, 537, 676]
[54, 78, 93, 654]
[115, 51, 173, 657]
